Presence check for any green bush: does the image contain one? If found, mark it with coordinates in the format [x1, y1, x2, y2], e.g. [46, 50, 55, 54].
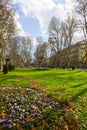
[8, 64, 12, 71]
[11, 65, 15, 70]
[3, 64, 8, 74]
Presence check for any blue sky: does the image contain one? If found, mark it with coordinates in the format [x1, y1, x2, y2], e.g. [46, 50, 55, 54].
[13, 0, 74, 40]
[19, 15, 41, 38]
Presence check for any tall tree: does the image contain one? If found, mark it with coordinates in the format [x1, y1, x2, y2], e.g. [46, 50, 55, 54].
[0, 0, 16, 69]
[74, 0, 87, 40]
[60, 14, 78, 67]
[74, 0, 87, 65]
[34, 42, 48, 68]
[48, 16, 61, 53]
[48, 15, 77, 67]
[61, 14, 78, 47]
[19, 36, 33, 67]
[7, 37, 20, 67]
[48, 16, 62, 67]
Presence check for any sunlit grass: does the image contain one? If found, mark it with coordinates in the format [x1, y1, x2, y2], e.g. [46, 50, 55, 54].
[0, 68, 87, 129]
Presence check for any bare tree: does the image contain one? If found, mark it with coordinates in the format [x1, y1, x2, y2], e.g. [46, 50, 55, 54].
[48, 15, 77, 68]
[34, 42, 48, 68]
[74, 0, 87, 40]
[60, 14, 78, 67]
[0, 0, 16, 69]
[48, 16, 62, 52]
[48, 16, 63, 67]
[61, 14, 78, 47]
[7, 37, 20, 67]
[19, 36, 33, 67]
[74, 0, 87, 66]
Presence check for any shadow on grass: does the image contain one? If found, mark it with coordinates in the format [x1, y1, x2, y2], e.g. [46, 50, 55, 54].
[0, 75, 17, 81]
[71, 82, 87, 88]
[71, 87, 87, 102]
[14, 69, 31, 73]
[14, 68, 82, 73]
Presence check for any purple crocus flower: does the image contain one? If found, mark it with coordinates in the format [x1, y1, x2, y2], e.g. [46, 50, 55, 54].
[34, 112, 42, 117]
[0, 117, 9, 123]
[8, 103, 12, 107]
[3, 124, 10, 128]
[11, 110, 16, 115]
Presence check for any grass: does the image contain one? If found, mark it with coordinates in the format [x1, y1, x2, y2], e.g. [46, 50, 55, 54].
[0, 68, 87, 129]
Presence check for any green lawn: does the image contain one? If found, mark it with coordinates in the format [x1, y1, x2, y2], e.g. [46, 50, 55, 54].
[0, 68, 87, 129]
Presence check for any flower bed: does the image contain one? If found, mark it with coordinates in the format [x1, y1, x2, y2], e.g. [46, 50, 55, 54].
[0, 86, 80, 130]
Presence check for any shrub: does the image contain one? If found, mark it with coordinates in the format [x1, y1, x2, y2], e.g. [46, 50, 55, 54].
[11, 65, 15, 70]
[8, 64, 12, 71]
[3, 64, 8, 74]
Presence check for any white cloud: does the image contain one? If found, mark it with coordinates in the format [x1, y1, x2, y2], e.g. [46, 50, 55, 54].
[13, 0, 75, 38]
[14, 12, 26, 36]
[64, 0, 75, 14]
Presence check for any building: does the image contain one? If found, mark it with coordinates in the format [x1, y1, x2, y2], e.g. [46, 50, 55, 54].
[59, 41, 87, 68]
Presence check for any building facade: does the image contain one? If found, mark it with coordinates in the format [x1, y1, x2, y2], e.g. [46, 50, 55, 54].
[59, 41, 87, 68]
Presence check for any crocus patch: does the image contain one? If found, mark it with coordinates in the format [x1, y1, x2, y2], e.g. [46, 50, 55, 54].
[0, 86, 80, 130]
